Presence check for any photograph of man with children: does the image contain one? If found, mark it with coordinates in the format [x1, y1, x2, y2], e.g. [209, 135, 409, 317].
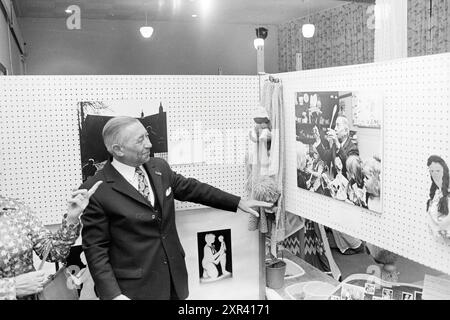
[295, 91, 383, 214]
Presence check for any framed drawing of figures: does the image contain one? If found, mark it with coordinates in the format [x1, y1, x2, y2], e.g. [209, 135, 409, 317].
[197, 229, 232, 283]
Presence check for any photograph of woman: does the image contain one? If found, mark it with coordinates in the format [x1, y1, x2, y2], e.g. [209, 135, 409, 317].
[426, 155, 450, 244]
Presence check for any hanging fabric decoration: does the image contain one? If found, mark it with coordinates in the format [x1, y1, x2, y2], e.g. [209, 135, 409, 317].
[246, 76, 304, 257]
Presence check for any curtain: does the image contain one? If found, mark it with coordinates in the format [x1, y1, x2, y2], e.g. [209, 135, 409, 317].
[408, 0, 450, 57]
[261, 80, 287, 256]
[374, 0, 408, 61]
[251, 80, 305, 257]
[278, 3, 375, 72]
[431, 0, 450, 54]
[408, 0, 433, 56]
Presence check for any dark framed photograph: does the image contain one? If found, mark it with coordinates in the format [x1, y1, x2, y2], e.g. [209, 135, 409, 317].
[77, 100, 168, 182]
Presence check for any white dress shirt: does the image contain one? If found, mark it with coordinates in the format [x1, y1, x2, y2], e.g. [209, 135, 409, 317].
[111, 159, 155, 207]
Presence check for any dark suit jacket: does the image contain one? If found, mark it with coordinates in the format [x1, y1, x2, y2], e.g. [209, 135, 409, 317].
[80, 157, 241, 300]
[316, 137, 359, 178]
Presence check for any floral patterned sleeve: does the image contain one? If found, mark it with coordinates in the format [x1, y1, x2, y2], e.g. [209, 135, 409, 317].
[24, 206, 81, 262]
[0, 278, 16, 300]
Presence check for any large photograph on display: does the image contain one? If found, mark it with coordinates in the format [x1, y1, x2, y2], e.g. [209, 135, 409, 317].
[295, 91, 383, 213]
[77, 100, 168, 181]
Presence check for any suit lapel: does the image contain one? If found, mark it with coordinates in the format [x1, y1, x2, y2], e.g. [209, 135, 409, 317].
[341, 138, 351, 153]
[103, 161, 153, 209]
[144, 160, 164, 210]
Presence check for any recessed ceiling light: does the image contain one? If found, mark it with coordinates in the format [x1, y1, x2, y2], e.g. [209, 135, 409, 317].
[192, 14, 198, 18]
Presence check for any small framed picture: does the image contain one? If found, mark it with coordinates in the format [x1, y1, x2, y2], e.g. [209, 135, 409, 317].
[340, 283, 365, 300]
[402, 292, 414, 300]
[197, 229, 232, 283]
[364, 282, 376, 295]
[381, 288, 393, 300]
[414, 291, 423, 300]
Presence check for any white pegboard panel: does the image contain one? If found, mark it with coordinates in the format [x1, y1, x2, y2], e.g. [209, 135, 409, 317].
[0, 75, 258, 224]
[279, 52, 450, 275]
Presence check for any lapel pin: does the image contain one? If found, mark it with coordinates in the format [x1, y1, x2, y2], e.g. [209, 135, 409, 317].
[155, 171, 162, 176]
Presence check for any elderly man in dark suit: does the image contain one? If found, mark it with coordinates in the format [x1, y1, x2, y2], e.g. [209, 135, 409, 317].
[312, 116, 359, 179]
[80, 116, 270, 300]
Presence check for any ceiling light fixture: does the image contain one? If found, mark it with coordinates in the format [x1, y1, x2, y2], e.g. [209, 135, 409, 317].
[192, 14, 198, 18]
[302, 24, 315, 38]
[140, 10, 154, 39]
[302, 0, 315, 38]
[254, 27, 268, 50]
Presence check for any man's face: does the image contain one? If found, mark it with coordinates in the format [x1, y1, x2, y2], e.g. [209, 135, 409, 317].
[335, 117, 348, 141]
[117, 122, 152, 167]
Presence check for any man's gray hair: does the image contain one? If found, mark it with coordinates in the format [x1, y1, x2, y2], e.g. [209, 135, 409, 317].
[337, 116, 350, 130]
[102, 116, 140, 154]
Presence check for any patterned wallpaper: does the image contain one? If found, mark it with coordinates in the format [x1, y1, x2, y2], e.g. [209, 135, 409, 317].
[408, 0, 450, 57]
[278, 3, 375, 72]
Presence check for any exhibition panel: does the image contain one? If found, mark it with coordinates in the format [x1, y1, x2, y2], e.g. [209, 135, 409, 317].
[0, 75, 259, 225]
[1, 53, 449, 300]
[280, 52, 450, 275]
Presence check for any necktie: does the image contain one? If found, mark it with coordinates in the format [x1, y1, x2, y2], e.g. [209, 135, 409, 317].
[135, 167, 155, 207]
